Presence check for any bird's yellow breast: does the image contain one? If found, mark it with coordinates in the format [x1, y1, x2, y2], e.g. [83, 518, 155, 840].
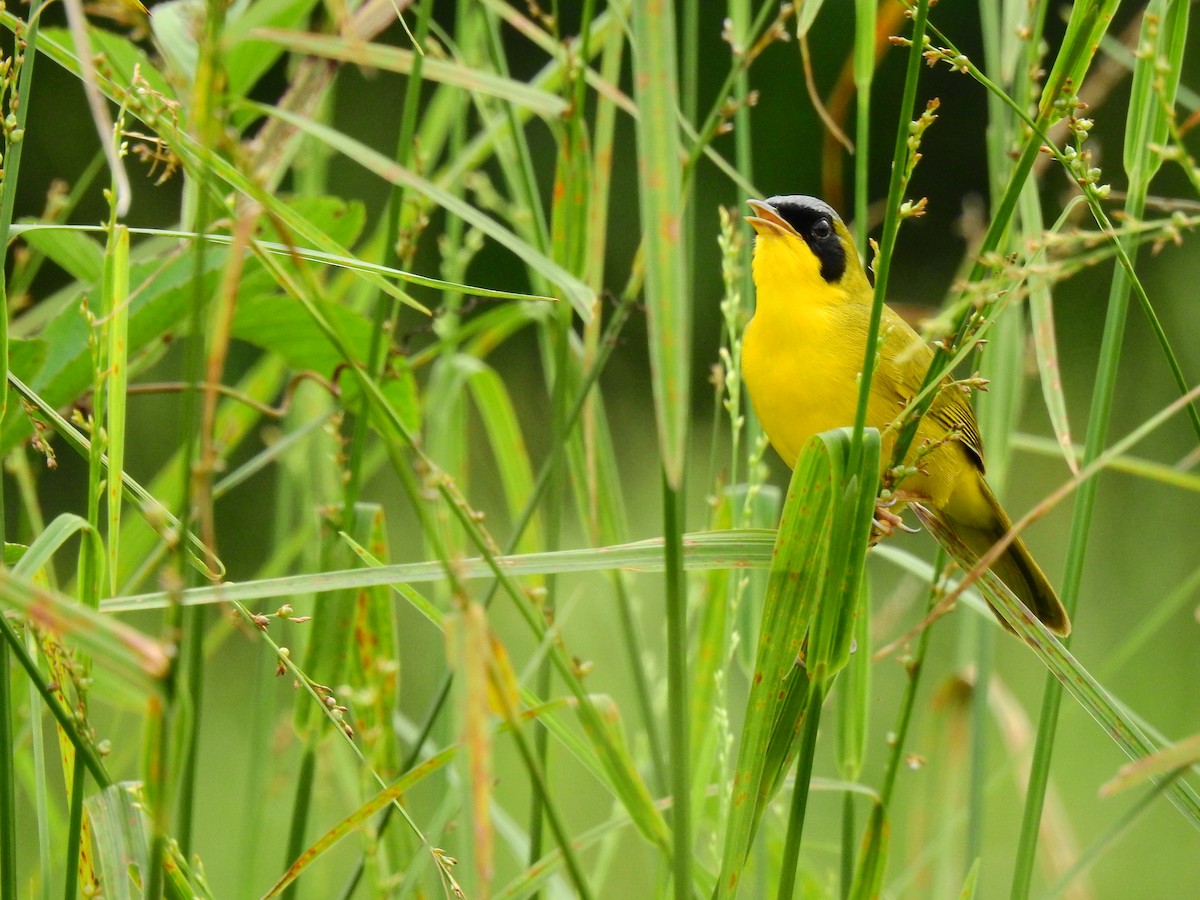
[741, 228, 978, 514]
[742, 232, 883, 466]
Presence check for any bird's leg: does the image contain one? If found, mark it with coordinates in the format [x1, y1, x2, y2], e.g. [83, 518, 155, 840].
[871, 492, 922, 545]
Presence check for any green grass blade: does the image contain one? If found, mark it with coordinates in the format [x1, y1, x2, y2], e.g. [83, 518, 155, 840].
[0, 637, 12, 900]
[7, 374, 224, 579]
[716, 430, 863, 895]
[11, 221, 549, 301]
[104, 224, 129, 596]
[460, 357, 545, 553]
[630, 0, 690, 489]
[0, 571, 167, 692]
[86, 782, 153, 900]
[776, 428, 879, 898]
[253, 28, 568, 116]
[85, 782, 205, 899]
[11, 514, 98, 579]
[1012, 2, 1192, 893]
[247, 102, 594, 320]
[629, 10, 695, 891]
[849, 554, 945, 900]
[1101, 733, 1200, 798]
[918, 514, 1200, 829]
[105, 529, 782, 612]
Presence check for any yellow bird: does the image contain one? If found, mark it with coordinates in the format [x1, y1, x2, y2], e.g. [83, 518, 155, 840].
[742, 195, 1070, 636]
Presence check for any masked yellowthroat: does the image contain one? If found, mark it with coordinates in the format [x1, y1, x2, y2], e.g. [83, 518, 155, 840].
[742, 195, 1070, 636]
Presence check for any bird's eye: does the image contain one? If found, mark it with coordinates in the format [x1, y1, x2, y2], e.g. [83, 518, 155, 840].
[811, 218, 833, 240]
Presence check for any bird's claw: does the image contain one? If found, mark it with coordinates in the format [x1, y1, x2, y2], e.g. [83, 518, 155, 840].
[871, 495, 920, 545]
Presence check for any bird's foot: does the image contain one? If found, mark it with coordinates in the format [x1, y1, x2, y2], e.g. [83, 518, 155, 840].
[871, 494, 921, 545]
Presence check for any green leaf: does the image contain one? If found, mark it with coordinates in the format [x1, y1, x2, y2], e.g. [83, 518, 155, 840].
[260, 195, 367, 249]
[247, 102, 593, 320]
[104, 224, 130, 597]
[231, 292, 371, 375]
[716, 434, 838, 895]
[86, 783, 152, 900]
[39, 25, 174, 100]
[253, 28, 568, 117]
[18, 225, 103, 283]
[148, 0, 202, 86]
[1125, 0, 1189, 185]
[344, 505, 401, 776]
[1101, 733, 1200, 797]
[232, 288, 421, 437]
[918, 512, 1200, 829]
[294, 505, 381, 738]
[630, 1, 690, 488]
[104, 529, 781, 613]
[1, 245, 228, 455]
[85, 782, 205, 900]
[10, 514, 98, 579]
[451, 355, 544, 553]
[718, 428, 879, 896]
[6, 338, 46, 382]
[223, 0, 322, 99]
[0, 571, 168, 695]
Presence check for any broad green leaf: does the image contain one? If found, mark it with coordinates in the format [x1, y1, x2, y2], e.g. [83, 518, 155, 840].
[6, 337, 46, 381]
[1, 246, 228, 455]
[223, 0, 322, 99]
[18, 226, 103, 283]
[260, 194, 367, 250]
[39, 25, 174, 100]
[231, 292, 373, 374]
[149, 0, 202, 86]
[2, 195, 367, 459]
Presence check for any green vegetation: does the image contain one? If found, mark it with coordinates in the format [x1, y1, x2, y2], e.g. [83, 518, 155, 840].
[1, 0, 1198, 897]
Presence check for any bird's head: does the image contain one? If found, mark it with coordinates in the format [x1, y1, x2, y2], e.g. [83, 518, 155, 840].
[745, 195, 871, 304]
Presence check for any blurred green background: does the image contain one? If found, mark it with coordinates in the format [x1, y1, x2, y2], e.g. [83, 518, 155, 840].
[5, 0, 1200, 897]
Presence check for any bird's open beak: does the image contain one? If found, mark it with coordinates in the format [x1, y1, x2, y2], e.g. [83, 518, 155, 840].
[745, 199, 798, 237]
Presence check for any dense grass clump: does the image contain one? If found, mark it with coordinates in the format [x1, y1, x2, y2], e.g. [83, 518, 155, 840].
[1, 1, 1198, 897]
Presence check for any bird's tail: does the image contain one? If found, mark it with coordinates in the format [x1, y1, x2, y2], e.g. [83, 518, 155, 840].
[935, 481, 1071, 637]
